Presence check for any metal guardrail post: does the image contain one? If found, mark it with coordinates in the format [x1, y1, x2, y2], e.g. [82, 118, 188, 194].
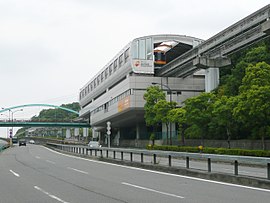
[153, 154, 157, 164]
[208, 158, 211, 172]
[267, 163, 270, 180]
[121, 152, 124, 160]
[130, 152, 133, 162]
[95, 149, 97, 156]
[141, 153, 144, 163]
[168, 155, 171, 167]
[86, 149, 88, 155]
[106, 150, 108, 158]
[234, 160, 238, 175]
[113, 151, 116, 159]
[186, 157, 190, 169]
[100, 150, 103, 158]
[90, 149, 92, 156]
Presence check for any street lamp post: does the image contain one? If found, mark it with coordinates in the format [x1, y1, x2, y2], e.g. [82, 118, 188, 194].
[0, 113, 9, 138]
[152, 82, 173, 145]
[9, 109, 23, 145]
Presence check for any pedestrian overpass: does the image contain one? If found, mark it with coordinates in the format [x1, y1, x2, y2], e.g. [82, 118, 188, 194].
[0, 104, 90, 128]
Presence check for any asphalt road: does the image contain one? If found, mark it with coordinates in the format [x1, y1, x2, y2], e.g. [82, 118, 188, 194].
[1, 145, 270, 203]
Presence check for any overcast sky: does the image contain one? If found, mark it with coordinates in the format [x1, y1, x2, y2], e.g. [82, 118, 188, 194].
[0, 0, 269, 137]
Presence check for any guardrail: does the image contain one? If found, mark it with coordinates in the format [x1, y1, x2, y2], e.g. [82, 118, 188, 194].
[0, 141, 9, 152]
[46, 142, 270, 180]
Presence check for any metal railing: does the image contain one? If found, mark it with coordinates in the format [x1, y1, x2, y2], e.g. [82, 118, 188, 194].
[46, 142, 270, 180]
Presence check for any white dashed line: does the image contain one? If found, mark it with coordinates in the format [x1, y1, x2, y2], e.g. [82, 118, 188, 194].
[46, 160, 56, 164]
[9, 170, 20, 177]
[67, 167, 89, 175]
[34, 186, 70, 203]
[122, 182, 184, 199]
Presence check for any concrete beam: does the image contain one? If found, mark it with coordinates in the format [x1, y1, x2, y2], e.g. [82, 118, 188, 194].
[262, 20, 270, 35]
[193, 56, 231, 69]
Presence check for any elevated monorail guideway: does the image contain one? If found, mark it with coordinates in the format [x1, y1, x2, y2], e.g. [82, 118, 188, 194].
[157, 4, 270, 78]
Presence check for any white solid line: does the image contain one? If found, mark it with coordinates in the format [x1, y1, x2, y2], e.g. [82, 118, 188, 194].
[34, 186, 70, 203]
[44, 146, 270, 193]
[9, 170, 20, 177]
[122, 182, 184, 199]
[35, 156, 41, 159]
[67, 167, 89, 174]
[46, 160, 56, 164]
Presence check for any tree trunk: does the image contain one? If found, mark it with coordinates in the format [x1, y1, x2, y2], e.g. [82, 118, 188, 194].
[226, 127, 231, 149]
[166, 123, 169, 145]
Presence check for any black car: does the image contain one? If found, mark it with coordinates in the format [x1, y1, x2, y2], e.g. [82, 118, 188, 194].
[19, 139, 26, 146]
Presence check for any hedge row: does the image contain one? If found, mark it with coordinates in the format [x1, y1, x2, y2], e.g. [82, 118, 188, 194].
[146, 145, 270, 157]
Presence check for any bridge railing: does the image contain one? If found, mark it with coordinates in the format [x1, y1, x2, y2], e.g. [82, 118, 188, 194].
[46, 142, 270, 180]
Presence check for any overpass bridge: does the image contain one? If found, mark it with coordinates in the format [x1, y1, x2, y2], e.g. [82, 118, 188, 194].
[0, 120, 90, 128]
[157, 4, 270, 92]
[0, 103, 90, 134]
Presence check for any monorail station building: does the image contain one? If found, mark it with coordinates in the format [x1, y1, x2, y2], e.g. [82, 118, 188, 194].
[79, 34, 205, 147]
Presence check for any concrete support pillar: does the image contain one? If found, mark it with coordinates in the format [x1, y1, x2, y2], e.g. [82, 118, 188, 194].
[66, 128, 71, 139]
[83, 128, 88, 137]
[193, 56, 231, 93]
[205, 67, 219, 92]
[136, 124, 140, 140]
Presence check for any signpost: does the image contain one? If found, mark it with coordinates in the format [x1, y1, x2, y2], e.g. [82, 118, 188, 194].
[107, 121, 111, 148]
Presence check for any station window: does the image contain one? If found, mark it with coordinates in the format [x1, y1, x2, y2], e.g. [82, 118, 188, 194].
[146, 38, 152, 60]
[124, 48, 130, 60]
[101, 71, 104, 82]
[132, 39, 152, 60]
[80, 92, 83, 100]
[105, 68, 108, 79]
[90, 83, 93, 91]
[109, 64, 113, 75]
[139, 39, 146, 59]
[94, 79, 96, 88]
[114, 59, 118, 72]
[132, 40, 139, 59]
[119, 54, 124, 67]
[97, 76, 100, 85]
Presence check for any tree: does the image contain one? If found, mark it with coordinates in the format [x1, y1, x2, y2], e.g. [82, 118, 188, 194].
[184, 92, 216, 145]
[143, 86, 165, 127]
[234, 62, 270, 149]
[168, 108, 187, 145]
[212, 96, 238, 148]
[154, 100, 176, 145]
[219, 43, 270, 97]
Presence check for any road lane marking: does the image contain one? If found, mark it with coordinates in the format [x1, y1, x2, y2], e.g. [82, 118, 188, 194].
[9, 170, 20, 177]
[44, 146, 270, 193]
[35, 156, 41, 159]
[67, 167, 89, 175]
[46, 160, 56, 164]
[34, 186, 70, 203]
[122, 182, 184, 199]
